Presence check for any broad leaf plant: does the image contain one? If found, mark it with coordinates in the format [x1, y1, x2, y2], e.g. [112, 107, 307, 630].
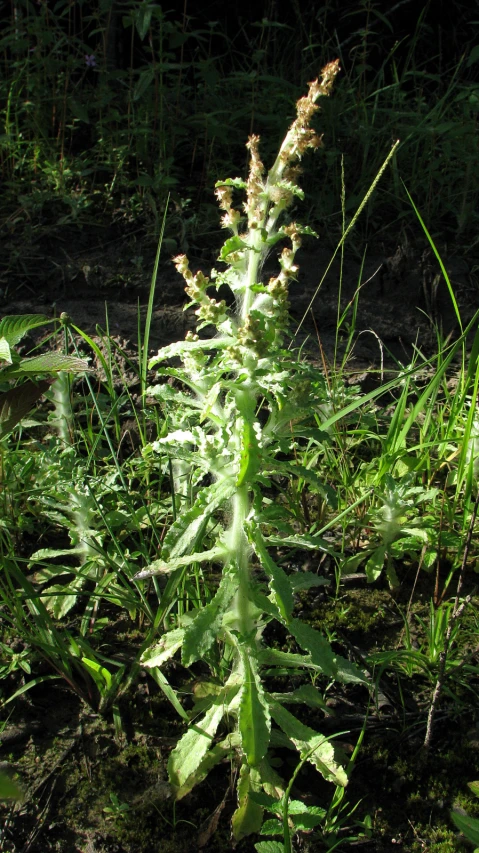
[136, 60, 368, 840]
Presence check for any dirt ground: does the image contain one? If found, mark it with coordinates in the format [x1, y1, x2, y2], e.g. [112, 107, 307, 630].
[2, 223, 477, 367]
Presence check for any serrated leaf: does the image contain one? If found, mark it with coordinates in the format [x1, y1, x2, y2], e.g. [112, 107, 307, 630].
[168, 698, 226, 791]
[292, 809, 326, 830]
[7, 353, 90, 377]
[149, 336, 230, 367]
[141, 628, 185, 668]
[182, 572, 236, 666]
[236, 417, 261, 486]
[249, 523, 294, 621]
[289, 572, 330, 592]
[238, 648, 271, 766]
[249, 791, 280, 811]
[134, 544, 226, 580]
[232, 764, 264, 841]
[220, 235, 254, 261]
[288, 619, 367, 684]
[161, 480, 233, 561]
[200, 381, 222, 422]
[259, 818, 283, 835]
[215, 177, 247, 189]
[265, 532, 335, 554]
[288, 618, 337, 677]
[254, 842, 285, 853]
[270, 702, 347, 786]
[42, 585, 79, 619]
[0, 379, 52, 438]
[175, 732, 241, 800]
[0, 314, 51, 346]
[272, 683, 327, 710]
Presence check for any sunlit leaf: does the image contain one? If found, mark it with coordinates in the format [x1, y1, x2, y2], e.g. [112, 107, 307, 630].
[238, 648, 271, 766]
[182, 571, 236, 666]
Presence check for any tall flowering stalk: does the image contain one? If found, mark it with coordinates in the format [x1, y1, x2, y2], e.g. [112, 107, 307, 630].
[136, 61, 366, 840]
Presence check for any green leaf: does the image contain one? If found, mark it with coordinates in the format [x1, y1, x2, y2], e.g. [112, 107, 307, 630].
[133, 67, 154, 100]
[249, 523, 294, 621]
[259, 818, 283, 835]
[148, 666, 189, 722]
[289, 572, 330, 592]
[270, 702, 347, 786]
[288, 619, 337, 677]
[0, 314, 51, 346]
[175, 732, 241, 800]
[182, 572, 236, 666]
[451, 810, 479, 845]
[149, 336, 231, 367]
[292, 809, 326, 830]
[271, 683, 327, 710]
[255, 842, 285, 853]
[289, 619, 367, 684]
[135, 5, 153, 40]
[0, 337, 12, 364]
[168, 698, 226, 791]
[215, 177, 247, 190]
[238, 648, 271, 766]
[365, 545, 387, 583]
[134, 545, 227, 580]
[11, 353, 90, 376]
[81, 657, 112, 690]
[232, 764, 264, 841]
[0, 379, 52, 439]
[141, 628, 185, 668]
[265, 532, 336, 555]
[162, 481, 233, 561]
[220, 236, 253, 261]
[236, 417, 262, 486]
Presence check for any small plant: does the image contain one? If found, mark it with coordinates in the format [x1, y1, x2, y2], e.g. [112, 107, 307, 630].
[135, 61, 373, 841]
[345, 473, 438, 588]
[103, 792, 131, 822]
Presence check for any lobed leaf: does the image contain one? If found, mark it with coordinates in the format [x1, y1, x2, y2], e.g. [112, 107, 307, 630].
[270, 702, 347, 786]
[141, 628, 185, 668]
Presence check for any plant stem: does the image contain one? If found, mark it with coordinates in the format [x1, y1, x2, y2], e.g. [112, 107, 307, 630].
[229, 485, 253, 637]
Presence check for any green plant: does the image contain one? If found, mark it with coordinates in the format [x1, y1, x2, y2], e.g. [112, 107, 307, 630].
[103, 792, 131, 822]
[0, 314, 89, 439]
[133, 61, 377, 841]
[361, 473, 438, 587]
